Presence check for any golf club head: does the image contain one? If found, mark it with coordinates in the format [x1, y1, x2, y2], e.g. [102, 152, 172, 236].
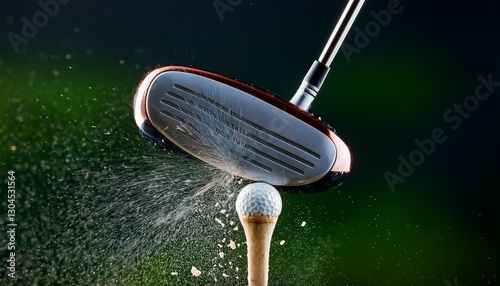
[134, 66, 351, 192]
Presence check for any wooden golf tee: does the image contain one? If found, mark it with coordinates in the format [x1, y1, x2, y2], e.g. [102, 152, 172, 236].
[239, 215, 278, 286]
[236, 183, 282, 286]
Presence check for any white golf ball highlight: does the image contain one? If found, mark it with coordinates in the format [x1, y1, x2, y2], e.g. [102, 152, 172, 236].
[236, 182, 282, 217]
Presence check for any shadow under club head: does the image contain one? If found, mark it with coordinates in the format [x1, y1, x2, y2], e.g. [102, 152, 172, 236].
[134, 66, 351, 191]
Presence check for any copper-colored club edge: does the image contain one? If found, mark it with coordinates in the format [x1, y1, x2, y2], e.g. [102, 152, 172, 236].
[329, 130, 352, 173]
[133, 65, 352, 173]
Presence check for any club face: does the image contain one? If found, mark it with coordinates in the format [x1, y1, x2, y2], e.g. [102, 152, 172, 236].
[134, 66, 351, 189]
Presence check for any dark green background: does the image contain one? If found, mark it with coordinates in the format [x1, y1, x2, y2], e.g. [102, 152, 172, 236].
[1, 0, 499, 285]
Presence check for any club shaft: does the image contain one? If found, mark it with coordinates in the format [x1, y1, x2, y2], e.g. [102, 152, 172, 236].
[290, 0, 365, 110]
[319, 0, 365, 67]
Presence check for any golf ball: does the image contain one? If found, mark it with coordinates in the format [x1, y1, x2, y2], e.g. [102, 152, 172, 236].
[236, 182, 282, 216]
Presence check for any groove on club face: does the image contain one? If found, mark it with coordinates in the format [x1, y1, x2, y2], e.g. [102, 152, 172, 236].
[172, 83, 322, 162]
[144, 69, 338, 186]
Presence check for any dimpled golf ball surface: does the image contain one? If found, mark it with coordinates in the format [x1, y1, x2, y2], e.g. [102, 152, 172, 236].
[236, 183, 282, 216]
